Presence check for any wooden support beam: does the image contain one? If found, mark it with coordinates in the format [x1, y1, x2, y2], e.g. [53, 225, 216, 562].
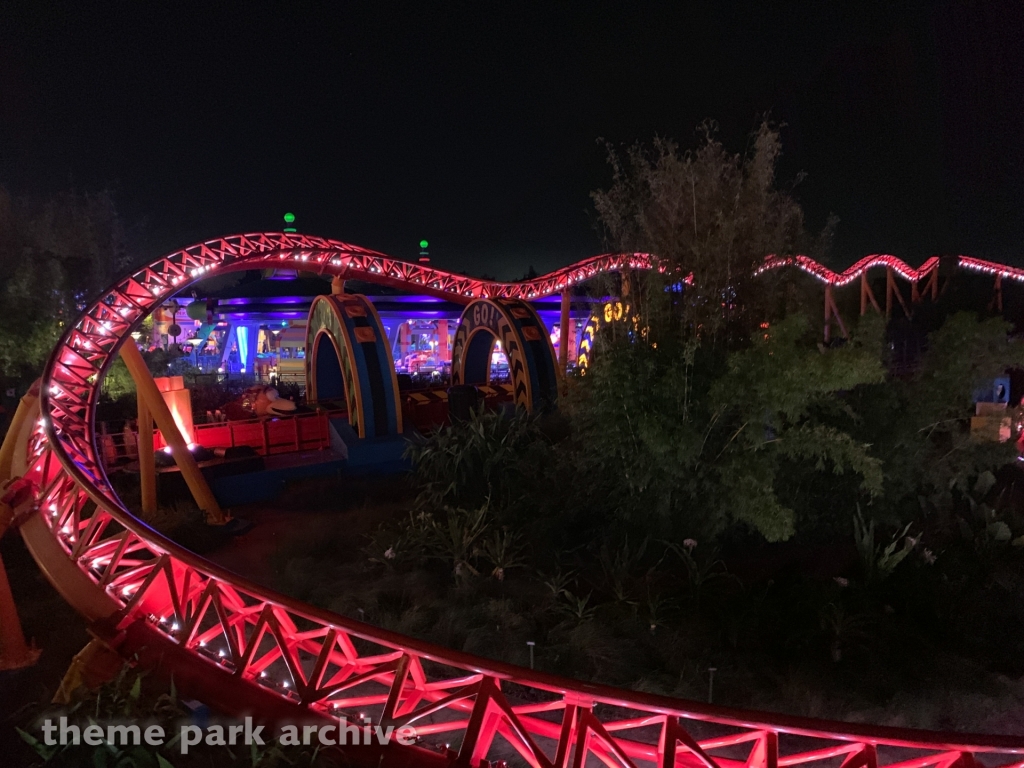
[567, 314, 577, 364]
[0, 549, 38, 670]
[0, 384, 41, 669]
[860, 272, 881, 315]
[893, 280, 911, 318]
[120, 340, 228, 524]
[923, 267, 943, 300]
[885, 267, 911, 319]
[826, 285, 848, 340]
[137, 395, 156, 517]
[558, 288, 570, 372]
[990, 274, 1003, 313]
[0, 384, 37, 494]
[824, 285, 832, 343]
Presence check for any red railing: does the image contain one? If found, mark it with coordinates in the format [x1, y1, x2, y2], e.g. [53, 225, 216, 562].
[23, 233, 1024, 768]
[99, 410, 343, 465]
[155, 411, 338, 457]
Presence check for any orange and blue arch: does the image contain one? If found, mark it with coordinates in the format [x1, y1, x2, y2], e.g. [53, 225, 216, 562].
[451, 298, 558, 412]
[305, 294, 402, 438]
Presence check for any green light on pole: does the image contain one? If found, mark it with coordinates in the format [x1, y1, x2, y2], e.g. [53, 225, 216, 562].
[419, 240, 429, 250]
[283, 212, 296, 233]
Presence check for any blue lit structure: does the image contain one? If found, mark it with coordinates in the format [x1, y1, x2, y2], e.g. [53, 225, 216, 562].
[163, 270, 597, 382]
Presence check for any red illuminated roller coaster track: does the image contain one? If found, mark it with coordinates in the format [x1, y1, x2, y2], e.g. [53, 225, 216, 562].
[16, 232, 1024, 768]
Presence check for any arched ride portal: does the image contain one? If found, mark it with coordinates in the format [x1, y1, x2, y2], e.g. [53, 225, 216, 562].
[451, 298, 559, 412]
[305, 293, 403, 438]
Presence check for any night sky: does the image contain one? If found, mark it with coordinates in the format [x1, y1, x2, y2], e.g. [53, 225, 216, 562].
[2, 2, 1023, 278]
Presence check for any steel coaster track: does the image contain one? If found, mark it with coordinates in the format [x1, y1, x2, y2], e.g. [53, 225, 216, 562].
[17, 232, 1024, 768]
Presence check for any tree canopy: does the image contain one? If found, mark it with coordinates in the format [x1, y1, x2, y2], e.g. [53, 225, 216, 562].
[0, 185, 133, 380]
[555, 121, 1024, 543]
[591, 121, 828, 344]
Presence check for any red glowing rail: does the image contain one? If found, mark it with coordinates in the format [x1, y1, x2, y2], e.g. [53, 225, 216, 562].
[757, 253, 1024, 286]
[19, 232, 1024, 768]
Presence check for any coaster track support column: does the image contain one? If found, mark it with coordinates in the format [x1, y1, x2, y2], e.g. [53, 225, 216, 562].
[120, 340, 227, 524]
[0, 382, 41, 669]
[559, 288, 570, 372]
[137, 394, 156, 517]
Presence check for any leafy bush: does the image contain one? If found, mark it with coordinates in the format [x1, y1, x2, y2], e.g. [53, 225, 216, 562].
[405, 407, 551, 519]
[563, 312, 885, 543]
[365, 503, 526, 586]
[852, 507, 916, 586]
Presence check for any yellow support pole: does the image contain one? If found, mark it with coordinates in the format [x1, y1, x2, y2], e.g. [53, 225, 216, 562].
[0, 547, 38, 669]
[0, 382, 41, 669]
[137, 395, 157, 517]
[52, 638, 123, 704]
[0, 546, 38, 669]
[0, 382, 39, 504]
[119, 340, 228, 525]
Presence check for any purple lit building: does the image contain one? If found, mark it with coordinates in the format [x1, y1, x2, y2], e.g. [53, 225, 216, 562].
[160, 270, 597, 384]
